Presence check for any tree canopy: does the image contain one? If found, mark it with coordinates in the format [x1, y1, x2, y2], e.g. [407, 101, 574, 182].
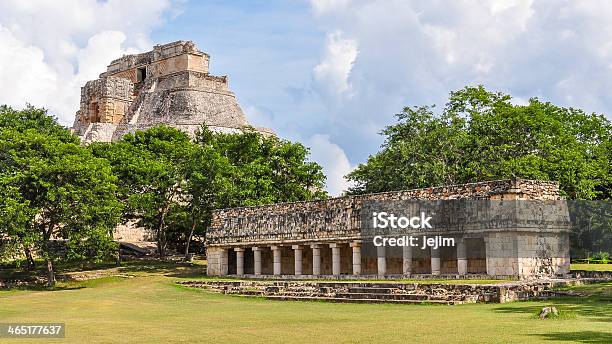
[0, 106, 121, 285]
[197, 127, 327, 207]
[90, 126, 197, 259]
[91, 125, 327, 258]
[347, 86, 612, 200]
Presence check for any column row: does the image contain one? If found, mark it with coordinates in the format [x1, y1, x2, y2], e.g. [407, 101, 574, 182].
[233, 242, 357, 277]
[231, 239, 468, 276]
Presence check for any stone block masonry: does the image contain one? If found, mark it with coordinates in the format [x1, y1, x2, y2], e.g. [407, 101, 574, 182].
[207, 179, 571, 279]
[72, 40, 273, 144]
[177, 279, 606, 304]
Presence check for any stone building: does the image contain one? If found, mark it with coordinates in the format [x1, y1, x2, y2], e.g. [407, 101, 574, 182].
[72, 40, 273, 143]
[207, 179, 571, 279]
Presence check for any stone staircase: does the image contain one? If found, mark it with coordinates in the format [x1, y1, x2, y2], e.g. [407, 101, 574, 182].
[177, 281, 488, 305]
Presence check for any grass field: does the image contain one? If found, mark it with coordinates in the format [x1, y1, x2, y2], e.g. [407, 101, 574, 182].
[571, 263, 612, 271]
[0, 262, 611, 343]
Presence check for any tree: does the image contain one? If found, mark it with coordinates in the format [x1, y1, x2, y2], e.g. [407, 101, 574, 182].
[181, 139, 233, 258]
[197, 127, 327, 207]
[347, 86, 612, 200]
[92, 125, 328, 258]
[0, 180, 34, 265]
[164, 138, 233, 259]
[0, 106, 121, 285]
[166, 126, 327, 258]
[91, 125, 196, 259]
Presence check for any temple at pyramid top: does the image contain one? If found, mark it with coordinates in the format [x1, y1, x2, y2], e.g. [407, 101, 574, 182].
[72, 40, 273, 143]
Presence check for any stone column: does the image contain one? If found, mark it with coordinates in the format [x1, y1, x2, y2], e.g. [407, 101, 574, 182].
[431, 247, 440, 275]
[330, 243, 341, 276]
[377, 245, 386, 276]
[271, 246, 282, 276]
[350, 241, 361, 275]
[221, 248, 229, 276]
[235, 248, 245, 275]
[292, 245, 303, 276]
[457, 239, 468, 275]
[311, 244, 321, 276]
[402, 244, 412, 275]
[253, 247, 262, 276]
[207, 247, 229, 276]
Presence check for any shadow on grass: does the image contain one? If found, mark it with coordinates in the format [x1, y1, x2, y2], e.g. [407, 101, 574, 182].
[1, 259, 204, 292]
[165, 269, 207, 279]
[116, 259, 206, 278]
[494, 295, 612, 323]
[530, 331, 612, 343]
[0, 284, 86, 292]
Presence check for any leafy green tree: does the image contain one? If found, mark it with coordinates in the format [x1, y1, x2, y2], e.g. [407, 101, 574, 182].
[181, 138, 234, 257]
[91, 126, 196, 259]
[168, 127, 327, 258]
[0, 181, 34, 265]
[92, 125, 327, 259]
[197, 127, 327, 207]
[347, 86, 612, 200]
[164, 138, 233, 259]
[0, 106, 121, 285]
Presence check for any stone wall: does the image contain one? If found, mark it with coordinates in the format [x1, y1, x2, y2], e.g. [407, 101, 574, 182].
[72, 76, 133, 138]
[208, 179, 562, 247]
[107, 40, 209, 78]
[178, 279, 605, 304]
[208, 179, 570, 278]
[113, 220, 155, 242]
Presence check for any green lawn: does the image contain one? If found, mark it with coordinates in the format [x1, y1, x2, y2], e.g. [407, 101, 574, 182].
[0, 262, 611, 344]
[571, 263, 612, 271]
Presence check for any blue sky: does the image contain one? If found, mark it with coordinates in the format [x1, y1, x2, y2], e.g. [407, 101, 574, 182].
[2, 0, 612, 195]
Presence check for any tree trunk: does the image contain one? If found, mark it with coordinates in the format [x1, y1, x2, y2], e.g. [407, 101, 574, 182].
[184, 221, 196, 260]
[42, 224, 56, 286]
[24, 246, 35, 270]
[157, 207, 169, 260]
[46, 258, 56, 287]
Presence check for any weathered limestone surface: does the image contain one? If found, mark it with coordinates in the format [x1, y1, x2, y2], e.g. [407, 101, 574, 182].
[208, 179, 562, 246]
[113, 220, 155, 242]
[72, 40, 273, 143]
[177, 279, 605, 304]
[207, 179, 571, 278]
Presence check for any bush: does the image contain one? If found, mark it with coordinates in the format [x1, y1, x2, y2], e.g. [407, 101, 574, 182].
[593, 251, 610, 264]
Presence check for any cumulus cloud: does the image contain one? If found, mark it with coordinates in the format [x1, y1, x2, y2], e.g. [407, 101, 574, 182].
[243, 104, 276, 130]
[311, 0, 351, 16]
[0, 26, 58, 111]
[312, 31, 358, 101]
[306, 134, 353, 196]
[0, 0, 171, 125]
[305, 0, 612, 161]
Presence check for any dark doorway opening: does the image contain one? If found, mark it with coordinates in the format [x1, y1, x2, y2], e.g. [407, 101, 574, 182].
[137, 67, 146, 82]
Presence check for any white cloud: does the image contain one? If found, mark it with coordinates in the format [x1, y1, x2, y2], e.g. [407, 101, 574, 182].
[0, 26, 58, 110]
[243, 104, 275, 130]
[311, 0, 351, 16]
[306, 134, 353, 196]
[76, 32, 140, 83]
[303, 0, 612, 192]
[0, 0, 171, 125]
[306, 0, 612, 148]
[312, 31, 358, 99]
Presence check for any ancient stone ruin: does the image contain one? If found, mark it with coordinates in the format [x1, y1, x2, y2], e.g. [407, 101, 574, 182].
[177, 279, 585, 304]
[72, 40, 272, 143]
[207, 179, 571, 279]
